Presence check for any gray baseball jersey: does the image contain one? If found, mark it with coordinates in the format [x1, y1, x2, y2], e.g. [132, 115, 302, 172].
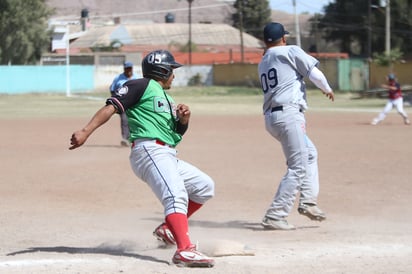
[258, 44, 323, 221]
[258, 45, 319, 113]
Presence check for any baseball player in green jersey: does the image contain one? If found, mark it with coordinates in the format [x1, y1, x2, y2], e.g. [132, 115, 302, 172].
[258, 22, 334, 230]
[69, 50, 215, 268]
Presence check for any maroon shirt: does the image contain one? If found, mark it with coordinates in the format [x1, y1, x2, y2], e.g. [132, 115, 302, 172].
[387, 80, 402, 100]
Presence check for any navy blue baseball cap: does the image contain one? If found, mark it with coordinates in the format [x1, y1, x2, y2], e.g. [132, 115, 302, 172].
[124, 61, 133, 68]
[263, 22, 289, 42]
[388, 73, 395, 80]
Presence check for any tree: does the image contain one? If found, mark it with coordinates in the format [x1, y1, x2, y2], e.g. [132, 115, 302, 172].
[373, 47, 403, 66]
[314, 0, 412, 58]
[315, 0, 372, 56]
[367, 0, 412, 60]
[232, 0, 271, 40]
[390, 0, 412, 58]
[0, 0, 54, 64]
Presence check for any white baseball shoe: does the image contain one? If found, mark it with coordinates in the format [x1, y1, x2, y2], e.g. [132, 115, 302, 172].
[261, 216, 296, 230]
[298, 203, 326, 221]
[371, 118, 379, 125]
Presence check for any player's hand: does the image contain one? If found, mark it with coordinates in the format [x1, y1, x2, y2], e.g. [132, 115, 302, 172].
[176, 104, 191, 125]
[324, 91, 334, 102]
[69, 130, 88, 150]
[68, 105, 116, 150]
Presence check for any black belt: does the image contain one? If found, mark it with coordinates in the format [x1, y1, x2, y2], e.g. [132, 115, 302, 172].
[271, 106, 303, 113]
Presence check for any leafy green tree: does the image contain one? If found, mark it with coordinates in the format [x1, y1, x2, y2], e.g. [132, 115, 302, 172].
[0, 0, 54, 64]
[232, 0, 271, 40]
[316, 0, 372, 56]
[373, 47, 403, 66]
[390, 0, 412, 58]
[315, 0, 412, 58]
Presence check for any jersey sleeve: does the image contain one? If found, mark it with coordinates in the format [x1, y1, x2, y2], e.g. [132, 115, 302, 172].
[308, 66, 333, 93]
[289, 46, 319, 78]
[106, 78, 149, 114]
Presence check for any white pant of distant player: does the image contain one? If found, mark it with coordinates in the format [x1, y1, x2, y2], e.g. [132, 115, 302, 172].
[264, 105, 319, 220]
[129, 139, 214, 216]
[372, 97, 409, 125]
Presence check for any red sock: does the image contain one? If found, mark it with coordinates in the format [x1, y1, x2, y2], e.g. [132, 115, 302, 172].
[187, 200, 203, 218]
[166, 213, 191, 250]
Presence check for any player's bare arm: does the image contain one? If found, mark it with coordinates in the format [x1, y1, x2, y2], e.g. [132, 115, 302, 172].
[381, 84, 396, 90]
[69, 104, 117, 150]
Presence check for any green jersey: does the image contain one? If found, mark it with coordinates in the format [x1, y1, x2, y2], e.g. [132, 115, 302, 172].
[106, 78, 184, 147]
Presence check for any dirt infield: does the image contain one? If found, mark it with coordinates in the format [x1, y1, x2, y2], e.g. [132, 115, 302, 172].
[1, 102, 411, 273]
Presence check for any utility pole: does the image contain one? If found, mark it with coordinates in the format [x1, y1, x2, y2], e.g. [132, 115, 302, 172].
[367, 0, 372, 60]
[292, 0, 301, 47]
[367, 0, 372, 91]
[188, 0, 194, 65]
[238, 0, 244, 63]
[66, 25, 71, 97]
[385, 0, 390, 56]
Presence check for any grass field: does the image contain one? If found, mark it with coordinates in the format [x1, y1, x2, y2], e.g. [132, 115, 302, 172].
[0, 86, 391, 119]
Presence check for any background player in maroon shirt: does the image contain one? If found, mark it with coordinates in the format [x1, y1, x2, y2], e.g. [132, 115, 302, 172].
[371, 74, 410, 125]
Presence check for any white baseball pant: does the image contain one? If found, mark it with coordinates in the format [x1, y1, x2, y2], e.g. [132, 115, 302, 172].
[264, 105, 320, 220]
[129, 139, 214, 216]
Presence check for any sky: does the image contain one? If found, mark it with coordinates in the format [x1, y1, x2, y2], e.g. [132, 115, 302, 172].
[269, 0, 333, 14]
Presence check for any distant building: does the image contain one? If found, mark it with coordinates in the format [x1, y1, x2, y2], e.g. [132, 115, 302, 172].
[45, 0, 338, 65]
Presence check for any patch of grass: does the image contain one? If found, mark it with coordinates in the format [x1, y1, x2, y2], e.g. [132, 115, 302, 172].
[0, 93, 105, 118]
[173, 86, 261, 96]
[0, 87, 395, 119]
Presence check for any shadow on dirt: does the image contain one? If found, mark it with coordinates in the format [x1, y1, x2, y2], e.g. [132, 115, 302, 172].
[6, 243, 170, 265]
[147, 217, 321, 232]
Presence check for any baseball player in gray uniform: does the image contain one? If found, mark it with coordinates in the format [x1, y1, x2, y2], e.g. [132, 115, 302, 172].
[258, 22, 335, 230]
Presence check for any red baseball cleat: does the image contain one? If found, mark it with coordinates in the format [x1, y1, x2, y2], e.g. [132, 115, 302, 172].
[153, 223, 176, 245]
[172, 245, 214, 268]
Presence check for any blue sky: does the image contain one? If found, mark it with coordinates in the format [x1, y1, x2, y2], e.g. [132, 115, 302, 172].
[269, 0, 332, 14]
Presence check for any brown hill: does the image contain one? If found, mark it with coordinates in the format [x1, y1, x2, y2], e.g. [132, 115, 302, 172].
[46, 0, 305, 27]
[46, 0, 235, 25]
[45, 0, 333, 53]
